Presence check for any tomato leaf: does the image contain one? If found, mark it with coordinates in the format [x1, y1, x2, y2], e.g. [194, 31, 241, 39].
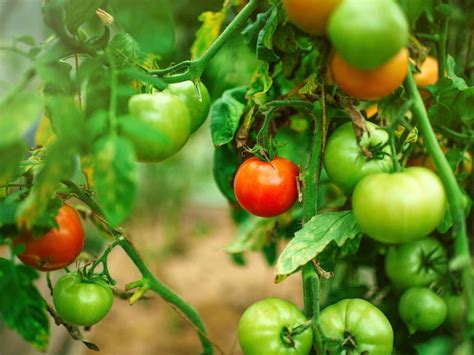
[92, 135, 137, 227]
[225, 216, 276, 254]
[0, 91, 42, 148]
[210, 86, 248, 146]
[108, 33, 147, 68]
[275, 211, 360, 282]
[108, 0, 175, 55]
[64, 0, 104, 34]
[213, 144, 239, 202]
[191, 10, 227, 60]
[0, 140, 27, 186]
[0, 258, 49, 350]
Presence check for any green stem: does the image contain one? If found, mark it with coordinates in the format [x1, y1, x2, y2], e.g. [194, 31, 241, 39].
[107, 51, 118, 134]
[150, 0, 259, 83]
[405, 69, 473, 347]
[301, 103, 325, 354]
[389, 134, 401, 172]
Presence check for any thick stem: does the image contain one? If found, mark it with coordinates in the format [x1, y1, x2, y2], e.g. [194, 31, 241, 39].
[405, 69, 473, 348]
[301, 103, 325, 354]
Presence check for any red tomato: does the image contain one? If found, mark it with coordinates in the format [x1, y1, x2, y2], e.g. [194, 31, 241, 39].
[233, 157, 300, 217]
[15, 205, 85, 271]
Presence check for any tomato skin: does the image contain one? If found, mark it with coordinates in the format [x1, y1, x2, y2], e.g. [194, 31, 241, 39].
[414, 56, 439, 87]
[398, 287, 447, 333]
[328, 0, 409, 70]
[53, 272, 113, 326]
[324, 122, 392, 193]
[330, 48, 409, 100]
[384, 237, 448, 290]
[238, 298, 313, 355]
[320, 298, 394, 354]
[282, 0, 342, 36]
[233, 157, 300, 217]
[15, 205, 84, 271]
[352, 167, 446, 244]
[164, 81, 211, 133]
[126, 92, 192, 162]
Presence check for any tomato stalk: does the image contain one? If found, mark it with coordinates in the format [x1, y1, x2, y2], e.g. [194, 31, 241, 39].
[405, 69, 474, 349]
[62, 179, 214, 355]
[150, 0, 260, 83]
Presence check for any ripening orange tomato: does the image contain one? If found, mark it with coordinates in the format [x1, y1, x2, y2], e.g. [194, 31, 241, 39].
[330, 48, 409, 100]
[282, 0, 342, 36]
[413, 56, 439, 87]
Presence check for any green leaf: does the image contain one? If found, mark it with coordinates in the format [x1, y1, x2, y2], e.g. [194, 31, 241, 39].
[0, 91, 42, 148]
[247, 62, 273, 106]
[108, 0, 175, 55]
[226, 216, 276, 254]
[0, 258, 49, 350]
[213, 144, 239, 202]
[45, 96, 84, 142]
[108, 33, 146, 68]
[16, 140, 78, 228]
[210, 86, 248, 146]
[276, 211, 361, 281]
[397, 0, 434, 27]
[65, 0, 105, 34]
[0, 140, 27, 185]
[93, 135, 137, 227]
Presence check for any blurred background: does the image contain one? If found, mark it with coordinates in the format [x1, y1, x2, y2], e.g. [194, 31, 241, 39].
[0, 1, 302, 354]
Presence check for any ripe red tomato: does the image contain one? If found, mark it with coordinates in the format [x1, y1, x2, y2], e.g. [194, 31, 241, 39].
[15, 205, 84, 271]
[282, 0, 342, 36]
[330, 48, 409, 100]
[233, 156, 300, 217]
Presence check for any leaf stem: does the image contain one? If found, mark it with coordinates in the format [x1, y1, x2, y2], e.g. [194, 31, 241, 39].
[149, 0, 259, 83]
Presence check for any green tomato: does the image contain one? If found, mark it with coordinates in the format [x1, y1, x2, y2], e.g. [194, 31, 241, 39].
[164, 81, 211, 133]
[53, 272, 113, 326]
[444, 293, 466, 330]
[328, 0, 409, 70]
[238, 298, 313, 355]
[324, 122, 392, 193]
[352, 167, 446, 244]
[125, 92, 192, 162]
[320, 298, 394, 354]
[399, 287, 447, 333]
[385, 237, 448, 290]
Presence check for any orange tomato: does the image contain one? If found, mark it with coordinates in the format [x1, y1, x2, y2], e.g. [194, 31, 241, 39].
[414, 56, 439, 87]
[282, 0, 342, 36]
[364, 104, 378, 119]
[330, 48, 409, 100]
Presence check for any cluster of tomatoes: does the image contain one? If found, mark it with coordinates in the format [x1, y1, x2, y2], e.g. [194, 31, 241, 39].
[235, 0, 458, 354]
[125, 80, 211, 162]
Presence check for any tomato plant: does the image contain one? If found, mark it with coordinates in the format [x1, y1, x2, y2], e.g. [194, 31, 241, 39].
[330, 48, 409, 100]
[14, 205, 84, 271]
[352, 167, 446, 244]
[233, 156, 300, 217]
[398, 287, 447, 333]
[324, 121, 393, 193]
[327, 0, 409, 69]
[282, 0, 342, 36]
[320, 298, 394, 354]
[164, 80, 211, 133]
[53, 272, 113, 326]
[238, 298, 313, 355]
[385, 237, 448, 290]
[125, 92, 192, 162]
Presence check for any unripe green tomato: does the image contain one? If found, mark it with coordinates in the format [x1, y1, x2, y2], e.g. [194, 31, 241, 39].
[398, 287, 447, 333]
[164, 81, 211, 133]
[126, 92, 192, 162]
[384, 237, 448, 290]
[324, 122, 392, 193]
[444, 293, 466, 330]
[328, 0, 409, 70]
[320, 298, 394, 354]
[352, 167, 446, 244]
[53, 273, 113, 326]
[238, 298, 313, 355]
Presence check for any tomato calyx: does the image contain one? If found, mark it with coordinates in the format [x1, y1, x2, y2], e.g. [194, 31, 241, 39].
[280, 319, 312, 348]
[341, 331, 358, 351]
